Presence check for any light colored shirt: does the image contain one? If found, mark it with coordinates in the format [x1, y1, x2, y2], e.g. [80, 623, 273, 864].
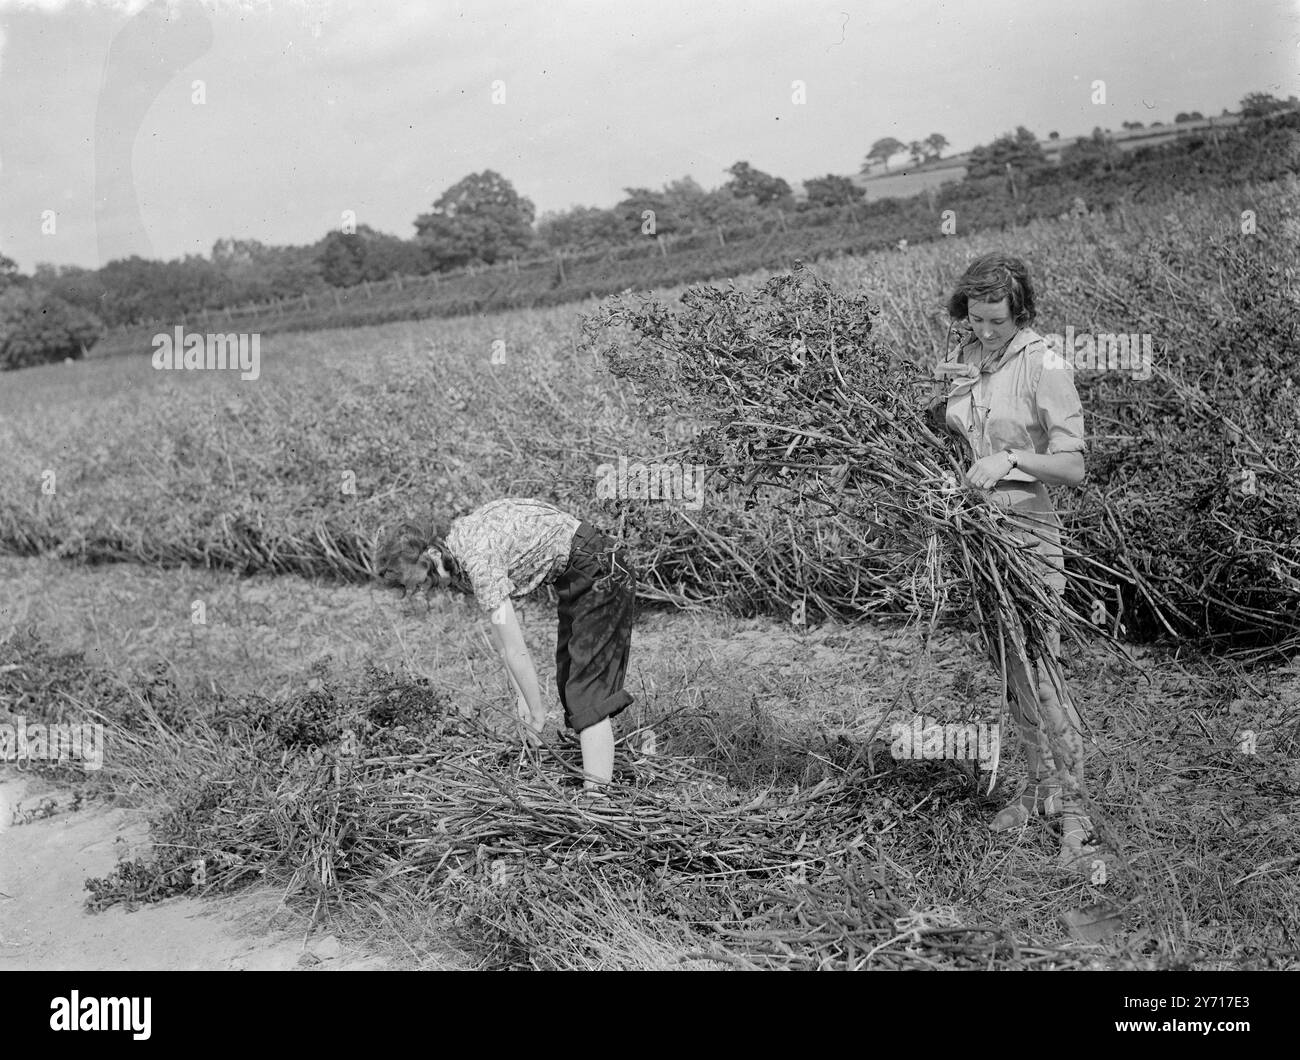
[941, 326, 1087, 483]
[443, 498, 582, 615]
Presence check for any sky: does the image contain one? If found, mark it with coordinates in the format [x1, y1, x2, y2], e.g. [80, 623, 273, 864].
[0, 0, 1296, 271]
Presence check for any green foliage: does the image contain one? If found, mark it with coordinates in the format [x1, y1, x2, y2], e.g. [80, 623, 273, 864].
[863, 136, 906, 172]
[316, 225, 431, 288]
[0, 252, 18, 290]
[905, 134, 950, 166]
[7, 147, 1298, 657]
[210, 237, 326, 302]
[0, 285, 103, 369]
[723, 161, 793, 208]
[536, 204, 631, 252]
[1058, 127, 1123, 180]
[965, 125, 1050, 180]
[36, 107, 1300, 347]
[97, 254, 226, 327]
[1239, 91, 1297, 119]
[415, 169, 537, 270]
[317, 230, 368, 288]
[616, 176, 772, 238]
[802, 174, 865, 209]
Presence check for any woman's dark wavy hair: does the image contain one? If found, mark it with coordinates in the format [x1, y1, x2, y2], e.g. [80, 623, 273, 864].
[945, 252, 1037, 328]
[374, 517, 466, 594]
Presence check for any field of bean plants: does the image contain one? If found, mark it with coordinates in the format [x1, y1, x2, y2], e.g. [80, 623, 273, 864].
[1, 177, 1297, 970]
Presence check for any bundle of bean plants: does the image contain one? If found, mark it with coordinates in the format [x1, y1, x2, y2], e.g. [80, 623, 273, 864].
[580, 264, 1129, 805]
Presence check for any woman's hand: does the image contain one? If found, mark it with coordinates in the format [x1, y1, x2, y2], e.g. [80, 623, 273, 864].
[964, 451, 1015, 490]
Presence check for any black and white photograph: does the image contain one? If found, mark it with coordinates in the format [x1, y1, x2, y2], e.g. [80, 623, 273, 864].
[0, 0, 1296, 1022]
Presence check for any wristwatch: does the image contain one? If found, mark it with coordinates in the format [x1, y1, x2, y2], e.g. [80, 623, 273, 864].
[1002, 447, 1019, 469]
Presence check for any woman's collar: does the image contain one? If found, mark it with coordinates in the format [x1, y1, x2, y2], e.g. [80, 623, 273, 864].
[963, 327, 1041, 373]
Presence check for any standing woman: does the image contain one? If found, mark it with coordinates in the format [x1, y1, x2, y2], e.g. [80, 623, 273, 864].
[927, 252, 1096, 867]
[375, 498, 637, 789]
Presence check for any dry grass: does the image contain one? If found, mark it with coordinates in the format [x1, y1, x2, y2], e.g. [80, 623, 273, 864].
[3, 616, 1296, 970]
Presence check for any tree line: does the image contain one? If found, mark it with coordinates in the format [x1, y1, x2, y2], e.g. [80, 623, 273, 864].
[2, 90, 1294, 370]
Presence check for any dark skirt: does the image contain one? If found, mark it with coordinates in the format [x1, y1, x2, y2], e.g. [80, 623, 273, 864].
[553, 522, 637, 732]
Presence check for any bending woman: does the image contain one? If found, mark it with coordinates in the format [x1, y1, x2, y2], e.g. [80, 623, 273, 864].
[928, 252, 1097, 867]
[376, 497, 637, 789]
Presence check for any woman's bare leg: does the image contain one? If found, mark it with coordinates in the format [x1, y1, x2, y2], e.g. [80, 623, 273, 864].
[579, 718, 614, 788]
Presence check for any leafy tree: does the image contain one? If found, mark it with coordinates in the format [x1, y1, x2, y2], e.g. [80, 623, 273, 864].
[617, 185, 681, 237]
[358, 228, 429, 280]
[617, 177, 772, 239]
[92, 254, 225, 327]
[723, 161, 792, 207]
[1048, 130, 1060, 140]
[414, 170, 536, 271]
[0, 253, 19, 290]
[688, 184, 770, 229]
[964, 126, 1049, 180]
[92, 256, 173, 326]
[32, 263, 105, 319]
[537, 205, 632, 251]
[212, 239, 325, 301]
[862, 137, 905, 173]
[261, 245, 328, 295]
[667, 176, 769, 229]
[902, 133, 953, 164]
[0, 286, 103, 369]
[802, 174, 865, 209]
[314, 225, 423, 287]
[1058, 126, 1122, 179]
[660, 176, 712, 223]
[1239, 91, 1293, 119]
[211, 237, 267, 265]
[318, 230, 367, 287]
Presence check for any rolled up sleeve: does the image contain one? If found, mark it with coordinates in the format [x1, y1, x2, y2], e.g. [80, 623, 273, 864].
[1034, 359, 1087, 454]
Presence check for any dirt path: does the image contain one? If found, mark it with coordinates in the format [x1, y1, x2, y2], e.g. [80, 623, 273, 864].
[0, 771, 391, 971]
